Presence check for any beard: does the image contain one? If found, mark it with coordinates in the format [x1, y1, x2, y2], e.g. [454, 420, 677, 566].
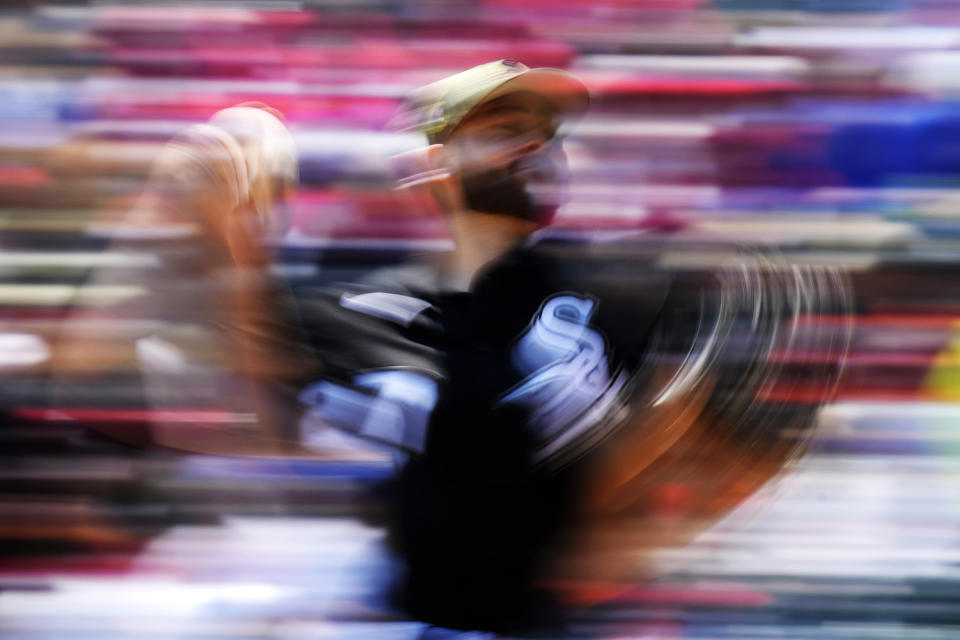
[460, 168, 557, 226]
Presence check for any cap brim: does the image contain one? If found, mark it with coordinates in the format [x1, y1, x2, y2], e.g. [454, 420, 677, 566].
[476, 67, 590, 132]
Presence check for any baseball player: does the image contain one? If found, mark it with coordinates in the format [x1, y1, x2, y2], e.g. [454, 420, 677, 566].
[298, 60, 850, 635]
[299, 60, 655, 633]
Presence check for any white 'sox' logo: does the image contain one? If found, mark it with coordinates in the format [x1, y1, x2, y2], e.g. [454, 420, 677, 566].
[503, 294, 618, 446]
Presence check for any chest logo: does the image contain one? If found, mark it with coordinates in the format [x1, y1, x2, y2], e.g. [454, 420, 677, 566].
[503, 293, 615, 444]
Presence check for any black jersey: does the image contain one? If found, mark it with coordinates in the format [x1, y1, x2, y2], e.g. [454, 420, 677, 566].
[295, 239, 674, 631]
[296, 236, 851, 633]
[296, 240, 674, 461]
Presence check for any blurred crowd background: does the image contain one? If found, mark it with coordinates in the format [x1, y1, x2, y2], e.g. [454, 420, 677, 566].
[1, 1, 960, 639]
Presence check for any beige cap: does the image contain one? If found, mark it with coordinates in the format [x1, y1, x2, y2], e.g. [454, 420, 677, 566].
[400, 59, 589, 144]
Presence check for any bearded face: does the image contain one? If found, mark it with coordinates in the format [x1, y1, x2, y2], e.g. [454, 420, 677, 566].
[445, 91, 570, 227]
[458, 142, 569, 226]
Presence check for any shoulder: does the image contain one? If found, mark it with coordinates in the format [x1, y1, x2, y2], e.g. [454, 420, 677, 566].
[296, 277, 442, 383]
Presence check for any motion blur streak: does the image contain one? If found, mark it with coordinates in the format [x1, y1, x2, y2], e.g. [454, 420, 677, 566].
[1, 1, 959, 639]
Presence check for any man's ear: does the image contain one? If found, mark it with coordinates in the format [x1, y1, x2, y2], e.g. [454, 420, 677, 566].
[391, 144, 450, 189]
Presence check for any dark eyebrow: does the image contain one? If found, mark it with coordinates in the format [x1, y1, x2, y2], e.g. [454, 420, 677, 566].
[461, 94, 559, 139]
[476, 101, 527, 117]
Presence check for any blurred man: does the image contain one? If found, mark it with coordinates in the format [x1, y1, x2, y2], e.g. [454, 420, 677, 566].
[299, 60, 850, 636]
[301, 60, 662, 634]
